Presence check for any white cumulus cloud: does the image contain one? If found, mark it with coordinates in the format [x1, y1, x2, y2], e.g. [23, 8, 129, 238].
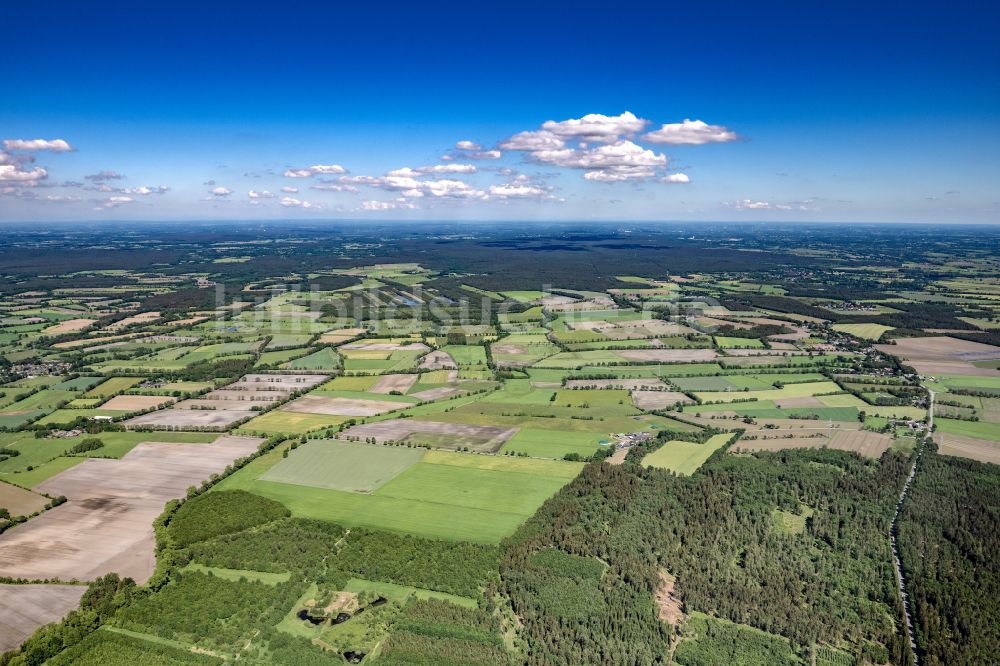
[211, 187, 232, 196]
[0, 165, 47, 182]
[3, 138, 74, 152]
[280, 196, 314, 208]
[662, 173, 690, 184]
[643, 119, 738, 145]
[284, 164, 347, 178]
[541, 111, 648, 143]
[455, 140, 481, 150]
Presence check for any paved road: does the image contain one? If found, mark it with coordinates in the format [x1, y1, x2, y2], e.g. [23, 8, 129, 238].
[888, 389, 932, 665]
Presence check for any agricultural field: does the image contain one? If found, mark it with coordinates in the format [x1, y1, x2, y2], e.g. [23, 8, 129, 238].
[0, 223, 995, 666]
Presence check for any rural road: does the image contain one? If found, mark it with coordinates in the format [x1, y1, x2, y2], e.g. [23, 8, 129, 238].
[888, 389, 932, 666]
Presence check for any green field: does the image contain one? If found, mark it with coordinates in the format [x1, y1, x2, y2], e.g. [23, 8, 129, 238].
[501, 427, 606, 459]
[715, 336, 765, 348]
[223, 448, 582, 543]
[238, 409, 348, 434]
[83, 376, 144, 398]
[831, 323, 894, 340]
[936, 417, 1000, 442]
[641, 434, 733, 475]
[260, 439, 425, 491]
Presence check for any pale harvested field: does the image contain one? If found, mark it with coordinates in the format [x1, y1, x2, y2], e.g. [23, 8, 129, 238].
[99, 394, 175, 411]
[370, 373, 418, 394]
[632, 391, 694, 410]
[731, 429, 891, 458]
[125, 409, 255, 428]
[876, 336, 1000, 376]
[0, 481, 48, 517]
[0, 437, 260, 584]
[566, 378, 667, 390]
[42, 318, 96, 335]
[618, 349, 717, 362]
[419, 350, 457, 370]
[410, 387, 462, 401]
[933, 432, 1000, 465]
[565, 320, 614, 331]
[340, 419, 517, 451]
[0, 583, 86, 652]
[282, 395, 403, 417]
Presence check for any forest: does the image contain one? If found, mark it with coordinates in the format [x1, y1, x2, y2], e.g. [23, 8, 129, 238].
[897, 447, 1000, 665]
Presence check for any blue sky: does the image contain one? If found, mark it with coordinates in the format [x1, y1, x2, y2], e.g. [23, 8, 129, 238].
[2, 1, 998, 223]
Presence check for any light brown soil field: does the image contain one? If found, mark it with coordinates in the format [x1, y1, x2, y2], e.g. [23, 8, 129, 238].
[632, 391, 694, 410]
[565, 320, 614, 331]
[0, 584, 86, 652]
[697, 316, 753, 330]
[419, 350, 457, 370]
[126, 373, 327, 427]
[124, 409, 256, 428]
[876, 336, 1000, 377]
[566, 378, 667, 390]
[409, 387, 462, 401]
[193, 388, 288, 402]
[491, 344, 527, 355]
[232, 374, 328, 390]
[933, 432, 1000, 465]
[282, 395, 403, 417]
[370, 374, 418, 394]
[618, 349, 717, 362]
[655, 571, 683, 626]
[731, 429, 891, 459]
[723, 348, 809, 357]
[0, 481, 48, 518]
[42, 318, 96, 335]
[0, 436, 261, 584]
[173, 399, 259, 411]
[99, 395, 175, 411]
[769, 329, 811, 342]
[340, 419, 517, 452]
[547, 296, 616, 311]
[340, 341, 429, 352]
[603, 321, 696, 339]
[318, 328, 365, 344]
[105, 311, 161, 330]
[540, 295, 578, 307]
